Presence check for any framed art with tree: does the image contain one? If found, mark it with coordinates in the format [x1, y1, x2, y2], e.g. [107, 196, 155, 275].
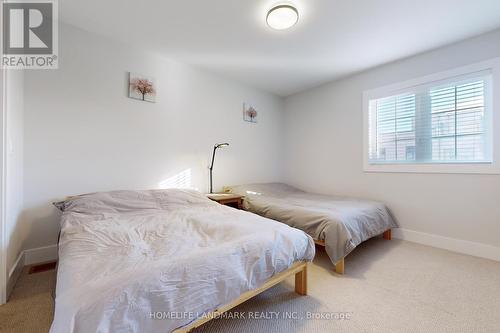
[129, 72, 157, 102]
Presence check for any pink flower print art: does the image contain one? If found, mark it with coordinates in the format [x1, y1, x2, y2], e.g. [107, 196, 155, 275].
[129, 73, 157, 102]
[243, 103, 258, 123]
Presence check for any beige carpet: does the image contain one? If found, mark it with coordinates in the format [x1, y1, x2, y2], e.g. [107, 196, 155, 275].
[1, 238, 500, 333]
[0, 267, 55, 333]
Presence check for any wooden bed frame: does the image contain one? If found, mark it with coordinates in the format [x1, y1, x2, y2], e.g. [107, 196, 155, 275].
[315, 229, 392, 274]
[173, 261, 308, 333]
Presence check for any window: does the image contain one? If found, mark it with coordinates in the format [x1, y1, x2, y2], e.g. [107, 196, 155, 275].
[364, 61, 500, 174]
[370, 93, 416, 162]
[368, 73, 491, 164]
[430, 80, 486, 162]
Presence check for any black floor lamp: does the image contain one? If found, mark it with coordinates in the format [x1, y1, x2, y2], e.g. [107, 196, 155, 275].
[209, 143, 229, 193]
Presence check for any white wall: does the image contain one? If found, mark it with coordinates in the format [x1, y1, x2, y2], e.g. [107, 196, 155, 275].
[22, 24, 285, 250]
[284, 29, 500, 253]
[3, 69, 26, 284]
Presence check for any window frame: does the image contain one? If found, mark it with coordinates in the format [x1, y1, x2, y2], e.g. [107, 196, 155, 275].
[363, 58, 500, 174]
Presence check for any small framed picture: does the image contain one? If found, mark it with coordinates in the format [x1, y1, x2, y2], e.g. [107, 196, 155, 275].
[128, 72, 157, 103]
[243, 103, 258, 123]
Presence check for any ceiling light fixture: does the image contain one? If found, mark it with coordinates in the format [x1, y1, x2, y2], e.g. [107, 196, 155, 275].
[266, 4, 299, 30]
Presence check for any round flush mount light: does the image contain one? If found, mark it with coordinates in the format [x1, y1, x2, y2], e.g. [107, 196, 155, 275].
[266, 4, 299, 30]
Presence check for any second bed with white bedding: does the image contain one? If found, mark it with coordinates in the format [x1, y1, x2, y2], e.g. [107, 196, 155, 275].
[51, 189, 315, 333]
[228, 183, 397, 266]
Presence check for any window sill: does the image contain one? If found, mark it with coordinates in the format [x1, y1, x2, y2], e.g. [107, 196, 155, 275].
[363, 162, 500, 174]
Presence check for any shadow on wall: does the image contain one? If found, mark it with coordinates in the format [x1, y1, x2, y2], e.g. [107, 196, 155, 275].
[7, 213, 30, 269]
[19, 202, 62, 252]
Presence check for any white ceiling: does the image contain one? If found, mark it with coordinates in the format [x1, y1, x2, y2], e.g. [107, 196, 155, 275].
[60, 0, 500, 97]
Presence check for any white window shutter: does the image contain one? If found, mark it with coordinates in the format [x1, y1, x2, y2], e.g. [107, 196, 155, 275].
[368, 71, 491, 165]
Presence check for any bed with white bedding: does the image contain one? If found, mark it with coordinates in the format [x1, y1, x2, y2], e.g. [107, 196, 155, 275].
[51, 189, 315, 333]
[227, 183, 397, 273]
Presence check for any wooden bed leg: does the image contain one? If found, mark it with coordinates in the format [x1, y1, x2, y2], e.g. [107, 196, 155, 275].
[383, 229, 392, 240]
[335, 258, 345, 274]
[295, 264, 307, 295]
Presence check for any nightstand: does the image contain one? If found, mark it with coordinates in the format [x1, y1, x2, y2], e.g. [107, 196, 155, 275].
[206, 193, 244, 209]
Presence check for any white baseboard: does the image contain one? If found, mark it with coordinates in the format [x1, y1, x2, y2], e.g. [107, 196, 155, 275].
[6, 244, 58, 299]
[7, 251, 25, 299]
[24, 244, 58, 265]
[393, 228, 500, 262]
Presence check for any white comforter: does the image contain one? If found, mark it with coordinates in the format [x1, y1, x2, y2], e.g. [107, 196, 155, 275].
[50, 189, 315, 333]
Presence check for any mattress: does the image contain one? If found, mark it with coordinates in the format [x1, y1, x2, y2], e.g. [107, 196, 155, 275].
[50, 189, 315, 333]
[228, 183, 397, 264]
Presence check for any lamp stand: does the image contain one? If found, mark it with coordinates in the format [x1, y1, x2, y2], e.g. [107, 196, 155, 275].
[209, 146, 217, 194]
[208, 143, 229, 194]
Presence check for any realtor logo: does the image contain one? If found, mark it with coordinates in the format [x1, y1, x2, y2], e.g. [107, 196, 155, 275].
[1, 0, 58, 69]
